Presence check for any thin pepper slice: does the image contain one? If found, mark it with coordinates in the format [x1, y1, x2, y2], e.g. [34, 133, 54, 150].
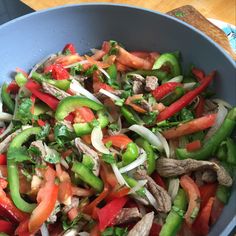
[180, 175, 201, 227]
[159, 189, 187, 236]
[1, 83, 15, 114]
[103, 134, 132, 149]
[55, 96, 104, 121]
[157, 71, 215, 122]
[176, 107, 236, 160]
[72, 162, 104, 192]
[7, 127, 41, 213]
[216, 185, 231, 204]
[122, 142, 139, 166]
[161, 86, 185, 106]
[73, 110, 109, 136]
[121, 105, 142, 125]
[31, 71, 70, 90]
[152, 53, 181, 77]
[152, 82, 182, 101]
[135, 138, 155, 174]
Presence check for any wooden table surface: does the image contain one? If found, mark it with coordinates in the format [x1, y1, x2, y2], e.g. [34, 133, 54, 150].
[22, 0, 235, 25]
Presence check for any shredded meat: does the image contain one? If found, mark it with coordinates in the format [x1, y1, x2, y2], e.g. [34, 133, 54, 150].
[156, 158, 232, 186]
[135, 171, 171, 213]
[95, 90, 124, 100]
[114, 207, 141, 225]
[139, 99, 152, 112]
[0, 129, 21, 154]
[145, 76, 158, 91]
[133, 80, 144, 94]
[42, 82, 70, 100]
[131, 74, 145, 83]
[31, 140, 46, 157]
[74, 138, 100, 176]
[127, 212, 154, 236]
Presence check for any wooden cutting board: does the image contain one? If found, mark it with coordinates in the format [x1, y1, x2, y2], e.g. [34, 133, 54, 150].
[167, 5, 236, 60]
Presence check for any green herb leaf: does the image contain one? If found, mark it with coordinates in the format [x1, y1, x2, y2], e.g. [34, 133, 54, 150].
[28, 146, 41, 158]
[82, 155, 95, 170]
[115, 98, 125, 106]
[15, 98, 33, 124]
[62, 213, 82, 231]
[102, 154, 116, 164]
[142, 111, 158, 125]
[101, 227, 128, 236]
[89, 119, 100, 128]
[54, 124, 75, 147]
[70, 64, 83, 76]
[36, 123, 50, 140]
[44, 150, 61, 164]
[84, 64, 98, 76]
[8, 147, 30, 162]
[108, 123, 119, 132]
[180, 108, 194, 121]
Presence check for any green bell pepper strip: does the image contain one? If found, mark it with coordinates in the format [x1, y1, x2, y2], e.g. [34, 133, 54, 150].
[72, 162, 104, 192]
[216, 185, 231, 204]
[1, 83, 15, 114]
[122, 174, 145, 197]
[217, 138, 236, 165]
[7, 127, 41, 213]
[121, 105, 142, 125]
[106, 64, 119, 89]
[33, 103, 50, 116]
[160, 189, 187, 236]
[55, 96, 104, 121]
[122, 142, 139, 166]
[176, 107, 236, 160]
[73, 110, 109, 136]
[161, 86, 185, 106]
[15, 72, 27, 87]
[135, 138, 156, 175]
[152, 53, 181, 78]
[31, 71, 70, 91]
[126, 69, 170, 81]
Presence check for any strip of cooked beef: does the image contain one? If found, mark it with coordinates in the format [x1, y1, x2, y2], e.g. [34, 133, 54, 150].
[42, 82, 70, 100]
[145, 76, 158, 91]
[113, 207, 141, 225]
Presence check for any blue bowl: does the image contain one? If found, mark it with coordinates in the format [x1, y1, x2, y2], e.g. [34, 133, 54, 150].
[0, 4, 235, 235]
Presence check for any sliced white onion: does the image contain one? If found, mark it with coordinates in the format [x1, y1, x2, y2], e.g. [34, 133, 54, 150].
[129, 179, 147, 194]
[0, 112, 13, 121]
[91, 126, 110, 154]
[144, 188, 158, 211]
[119, 149, 147, 173]
[169, 140, 177, 159]
[212, 98, 232, 109]
[40, 223, 49, 236]
[70, 79, 102, 104]
[29, 54, 56, 78]
[90, 48, 100, 54]
[129, 125, 163, 151]
[98, 68, 111, 80]
[205, 103, 228, 140]
[111, 163, 129, 186]
[164, 75, 183, 83]
[183, 82, 196, 90]
[99, 88, 120, 101]
[155, 131, 170, 158]
[64, 60, 90, 69]
[168, 178, 180, 202]
[78, 233, 90, 236]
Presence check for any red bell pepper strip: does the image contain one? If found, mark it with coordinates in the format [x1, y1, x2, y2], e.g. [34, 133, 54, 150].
[103, 135, 132, 149]
[28, 167, 59, 233]
[151, 172, 167, 190]
[157, 71, 215, 122]
[37, 119, 46, 127]
[186, 140, 202, 152]
[83, 168, 110, 215]
[97, 196, 128, 231]
[0, 154, 7, 165]
[195, 96, 205, 118]
[7, 80, 19, 94]
[25, 80, 59, 110]
[162, 113, 217, 139]
[0, 220, 15, 235]
[101, 162, 118, 188]
[199, 183, 217, 209]
[93, 72, 114, 93]
[0, 185, 28, 223]
[152, 82, 182, 100]
[192, 67, 205, 82]
[106, 186, 130, 202]
[63, 43, 76, 54]
[180, 175, 201, 227]
[192, 197, 215, 236]
[90, 223, 100, 236]
[210, 198, 224, 225]
[15, 219, 31, 236]
[149, 223, 162, 236]
[44, 64, 70, 80]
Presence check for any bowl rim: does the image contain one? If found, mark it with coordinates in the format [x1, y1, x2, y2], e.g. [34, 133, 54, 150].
[0, 3, 235, 235]
[0, 3, 235, 68]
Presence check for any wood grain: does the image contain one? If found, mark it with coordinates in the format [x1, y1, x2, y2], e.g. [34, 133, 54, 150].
[21, 0, 236, 25]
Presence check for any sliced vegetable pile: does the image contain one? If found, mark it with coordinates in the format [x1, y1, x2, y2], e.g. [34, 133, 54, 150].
[0, 41, 235, 236]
